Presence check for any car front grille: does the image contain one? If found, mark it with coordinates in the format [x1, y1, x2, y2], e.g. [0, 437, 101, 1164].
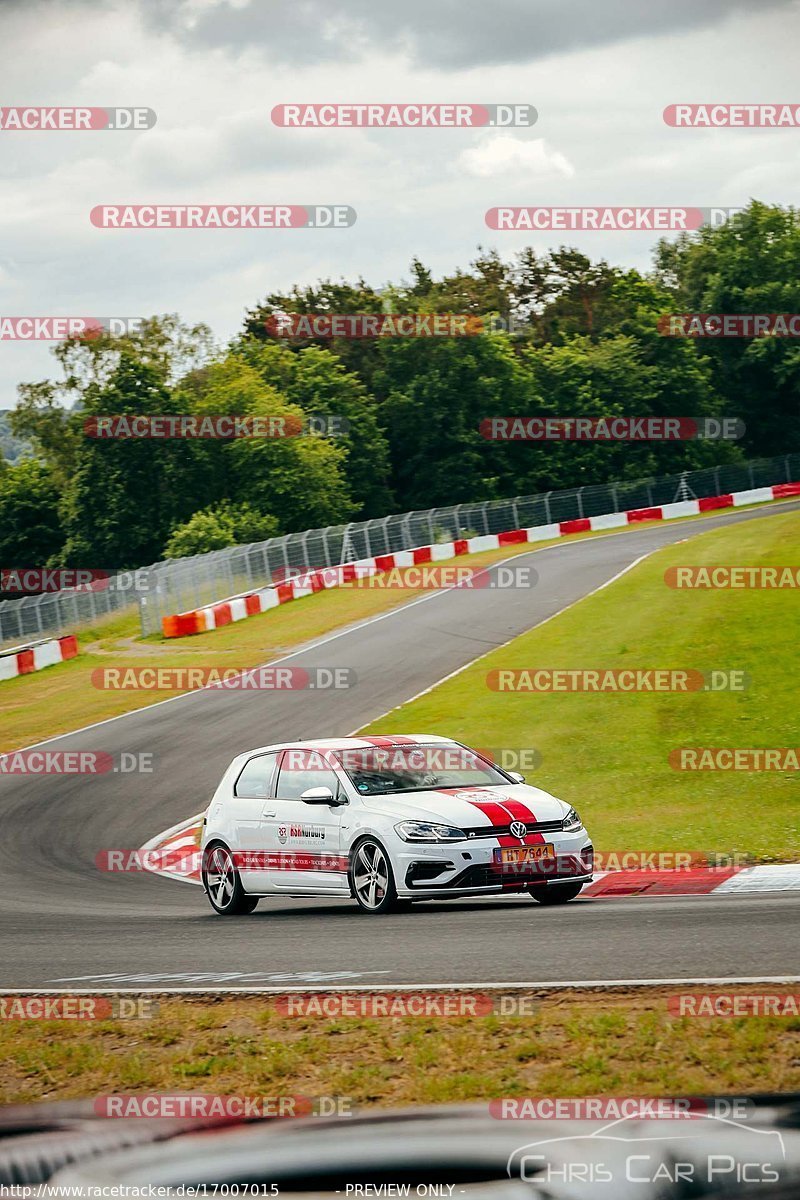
[462, 819, 564, 839]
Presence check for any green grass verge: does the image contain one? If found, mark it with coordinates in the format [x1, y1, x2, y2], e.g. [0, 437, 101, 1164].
[1, 989, 798, 1106]
[359, 510, 800, 861]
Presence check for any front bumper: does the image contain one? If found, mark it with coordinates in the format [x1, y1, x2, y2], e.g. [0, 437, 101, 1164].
[394, 832, 594, 897]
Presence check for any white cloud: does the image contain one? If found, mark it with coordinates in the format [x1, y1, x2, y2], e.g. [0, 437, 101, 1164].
[458, 135, 574, 178]
[1, 0, 800, 405]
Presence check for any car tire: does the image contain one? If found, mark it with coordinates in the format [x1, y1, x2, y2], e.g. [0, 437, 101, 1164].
[349, 838, 401, 914]
[202, 843, 259, 915]
[527, 881, 584, 905]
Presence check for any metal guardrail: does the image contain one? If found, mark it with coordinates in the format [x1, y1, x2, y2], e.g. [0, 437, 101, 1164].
[0, 453, 797, 646]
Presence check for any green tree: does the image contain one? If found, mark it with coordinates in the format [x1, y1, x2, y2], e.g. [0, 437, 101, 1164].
[60, 353, 202, 567]
[375, 333, 530, 509]
[653, 200, 800, 456]
[234, 341, 393, 517]
[0, 460, 64, 578]
[163, 503, 279, 558]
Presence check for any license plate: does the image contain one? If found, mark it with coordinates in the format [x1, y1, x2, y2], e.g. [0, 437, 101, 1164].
[496, 843, 555, 866]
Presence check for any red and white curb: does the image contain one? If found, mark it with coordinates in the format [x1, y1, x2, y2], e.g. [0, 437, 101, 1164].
[136, 814, 204, 884]
[0, 634, 78, 683]
[161, 482, 800, 637]
[136, 816, 800, 897]
[582, 865, 800, 897]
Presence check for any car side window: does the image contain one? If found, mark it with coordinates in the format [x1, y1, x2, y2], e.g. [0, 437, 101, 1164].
[234, 752, 279, 799]
[275, 763, 341, 802]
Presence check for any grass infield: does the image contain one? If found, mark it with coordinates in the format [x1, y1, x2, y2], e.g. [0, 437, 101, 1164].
[0, 987, 798, 1106]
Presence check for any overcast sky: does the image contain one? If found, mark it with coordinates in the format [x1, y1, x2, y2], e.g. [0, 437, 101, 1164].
[1, 0, 799, 405]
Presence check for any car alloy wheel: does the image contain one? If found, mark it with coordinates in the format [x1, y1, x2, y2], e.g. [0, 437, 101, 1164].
[350, 838, 399, 914]
[202, 844, 258, 915]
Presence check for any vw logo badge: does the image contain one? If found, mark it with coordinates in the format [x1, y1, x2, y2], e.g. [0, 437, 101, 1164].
[509, 820, 527, 841]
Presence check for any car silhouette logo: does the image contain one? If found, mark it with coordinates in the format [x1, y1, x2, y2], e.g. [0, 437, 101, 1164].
[510, 821, 527, 841]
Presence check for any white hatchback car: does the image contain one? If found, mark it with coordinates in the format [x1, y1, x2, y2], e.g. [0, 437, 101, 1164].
[200, 736, 593, 915]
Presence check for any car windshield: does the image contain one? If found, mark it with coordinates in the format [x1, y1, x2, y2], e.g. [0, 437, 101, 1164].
[334, 744, 510, 795]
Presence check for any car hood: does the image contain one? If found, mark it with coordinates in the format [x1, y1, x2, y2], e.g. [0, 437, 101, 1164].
[359, 783, 569, 828]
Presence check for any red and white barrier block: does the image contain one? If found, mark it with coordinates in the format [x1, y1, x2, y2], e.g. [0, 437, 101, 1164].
[161, 480, 800, 637]
[0, 634, 78, 683]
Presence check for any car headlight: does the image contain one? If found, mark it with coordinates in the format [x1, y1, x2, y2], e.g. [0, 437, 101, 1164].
[562, 807, 583, 832]
[395, 821, 466, 843]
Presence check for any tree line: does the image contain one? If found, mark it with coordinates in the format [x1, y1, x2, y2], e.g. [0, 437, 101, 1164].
[1, 199, 798, 585]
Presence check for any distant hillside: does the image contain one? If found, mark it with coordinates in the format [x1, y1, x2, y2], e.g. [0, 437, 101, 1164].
[0, 411, 32, 464]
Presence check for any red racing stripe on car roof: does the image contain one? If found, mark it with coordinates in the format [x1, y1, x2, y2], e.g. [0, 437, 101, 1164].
[360, 736, 418, 747]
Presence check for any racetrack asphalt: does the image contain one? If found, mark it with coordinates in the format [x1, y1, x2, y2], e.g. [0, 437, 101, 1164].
[1, 501, 798, 990]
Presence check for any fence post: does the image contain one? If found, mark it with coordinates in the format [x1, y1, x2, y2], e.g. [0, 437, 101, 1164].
[576, 488, 584, 519]
[713, 466, 721, 495]
[191, 560, 203, 610]
[511, 498, 520, 529]
[427, 511, 436, 545]
[543, 491, 552, 524]
[300, 530, 313, 571]
[320, 528, 332, 569]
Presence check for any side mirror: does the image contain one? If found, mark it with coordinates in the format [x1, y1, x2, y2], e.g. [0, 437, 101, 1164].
[300, 786, 340, 806]
[507, 771, 525, 784]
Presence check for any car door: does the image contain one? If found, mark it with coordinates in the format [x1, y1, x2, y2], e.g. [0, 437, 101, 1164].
[266, 751, 349, 892]
[230, 750, 281, 892]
